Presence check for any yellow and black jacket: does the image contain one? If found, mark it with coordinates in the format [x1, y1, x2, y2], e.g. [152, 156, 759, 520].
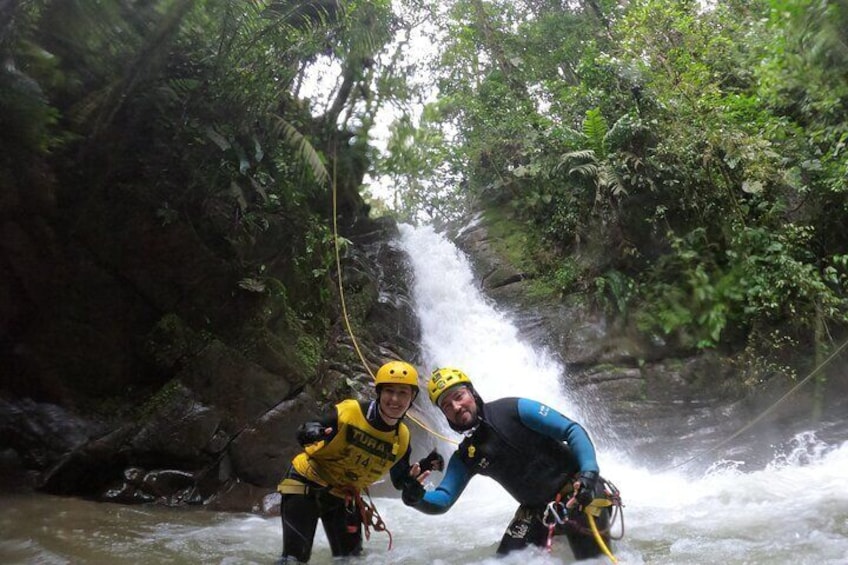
[282, 399, 412, 496]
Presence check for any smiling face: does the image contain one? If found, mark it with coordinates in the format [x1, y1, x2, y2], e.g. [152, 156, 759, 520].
[378, 384, 415, 423]
[437, 385, 479, 429]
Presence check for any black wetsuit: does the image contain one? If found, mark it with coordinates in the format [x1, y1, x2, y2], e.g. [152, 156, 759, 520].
[410, 397, 611, 559]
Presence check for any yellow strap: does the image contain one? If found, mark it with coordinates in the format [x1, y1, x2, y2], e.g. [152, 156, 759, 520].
[277, 478, 309, 495]
[587, 511, 618, 564]
[584, 497, 613, 517]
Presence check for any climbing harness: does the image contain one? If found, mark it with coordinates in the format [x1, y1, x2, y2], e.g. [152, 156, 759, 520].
[278, 476, 394, 549]
[541, 478, 624, 564]
[277, 477, 311, 495]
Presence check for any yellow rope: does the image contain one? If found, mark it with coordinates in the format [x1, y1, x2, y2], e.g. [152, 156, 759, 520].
[407, 410, 459, 444]
[330, 156, 375, 379]
[329, 155, 458, 446]
[663, 335, 848, 472]
[587, 511, 618, 564]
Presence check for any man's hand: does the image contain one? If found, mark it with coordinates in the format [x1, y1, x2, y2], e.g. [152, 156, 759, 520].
[296, 422, 333, 446]
[402, 450, 442, 505]
[416, 450, 444, 473]
[571, 470, 599, 509]
[401, 467, 427, 505]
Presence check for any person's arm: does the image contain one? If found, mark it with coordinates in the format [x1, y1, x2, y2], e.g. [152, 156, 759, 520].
[406, 451, 471, 515]
[296, 409, 339, 446]
[389, 443, 414, 489]
[516, 398, 599, 473]
[390, 447, 445, 489]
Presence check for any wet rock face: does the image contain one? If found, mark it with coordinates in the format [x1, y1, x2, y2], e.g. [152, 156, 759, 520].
[228, 393, 319, 488]
[0, 216, 423, 511]
[450, 212, 848, 468]
[101, 469, 199, 505]
[0, 398, 102, 472]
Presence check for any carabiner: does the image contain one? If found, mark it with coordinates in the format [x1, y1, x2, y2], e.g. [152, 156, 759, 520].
[544, 500, 568, 526]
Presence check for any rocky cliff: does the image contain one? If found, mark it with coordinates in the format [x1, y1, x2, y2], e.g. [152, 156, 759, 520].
[450, 211, 848, 467]
[1, 209, 422, 512]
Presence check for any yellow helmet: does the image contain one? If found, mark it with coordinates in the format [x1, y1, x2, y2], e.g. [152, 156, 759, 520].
[374, 360, 419, 390]
[428, 367, 472, 405]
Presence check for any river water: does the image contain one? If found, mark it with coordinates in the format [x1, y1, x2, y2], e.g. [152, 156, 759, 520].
[2, 224, 846, 564]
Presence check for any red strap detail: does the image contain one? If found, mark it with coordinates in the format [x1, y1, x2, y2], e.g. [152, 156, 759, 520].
[344, 487, 394, 551]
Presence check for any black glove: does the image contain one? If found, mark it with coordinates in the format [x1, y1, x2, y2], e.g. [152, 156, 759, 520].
[416, 450, 444, 473]
[401, 476, 425, 505]
[574, 471, 598, 508]
[296, 422, 330, 445]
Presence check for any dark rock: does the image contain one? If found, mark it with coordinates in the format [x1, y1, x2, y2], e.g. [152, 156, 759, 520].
[141, 469, 196, 498]
[204, 479, 270, 513]
[0, 448, 36, 492]
[39, 425, 137, 496]
[129, 382, 222, 465]
[177, 341, 292, 432]
[101, 481, 155, 504]
[0, 398, 102, 470]
[228, 393, 319, 488]
[124, 466, 145, 485]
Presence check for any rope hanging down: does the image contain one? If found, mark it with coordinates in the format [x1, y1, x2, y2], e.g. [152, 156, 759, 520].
[329, 159, 458, 446]
[663, 335, 848, 472]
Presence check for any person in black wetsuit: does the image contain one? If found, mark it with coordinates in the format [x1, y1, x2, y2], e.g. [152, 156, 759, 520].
[401, 367, 613, 559]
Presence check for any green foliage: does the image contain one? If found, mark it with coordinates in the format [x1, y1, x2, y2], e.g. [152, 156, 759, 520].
[551, 259, 580, 294]
[594, 270, 638, 319]
[733, 329, 799, 388]
[636, 228, 745, 348]
[390, 0, 848, 360]
[2, 0, 407, 398]
[730, 225, 848, 327]
[7, 0, 848, 392]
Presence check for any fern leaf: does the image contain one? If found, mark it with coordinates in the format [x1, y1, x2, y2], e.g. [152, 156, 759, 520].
[583, 108, 608, 158]
[570, 163, 599, 178]
[270, 114, 328, 185]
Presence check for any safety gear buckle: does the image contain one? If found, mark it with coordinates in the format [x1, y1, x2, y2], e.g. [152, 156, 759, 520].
[542, 500, 567, 526]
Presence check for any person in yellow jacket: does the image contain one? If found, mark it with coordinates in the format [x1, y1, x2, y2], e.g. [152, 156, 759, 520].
[276, 360, 442, 563]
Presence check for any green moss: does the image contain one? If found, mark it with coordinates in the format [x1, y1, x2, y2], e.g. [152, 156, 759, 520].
[483, 207, 589, 301]
[136, 379, 183, 419]
[524, 278, 557, 300]
[296, 334, 323, 376]
[483, 207, 538, 273]
[146, 313, 209, 371]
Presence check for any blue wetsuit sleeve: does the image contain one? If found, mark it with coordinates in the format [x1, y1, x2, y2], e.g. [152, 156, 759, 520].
[412, 451, 471, 514]
[517, 398, 599, 473]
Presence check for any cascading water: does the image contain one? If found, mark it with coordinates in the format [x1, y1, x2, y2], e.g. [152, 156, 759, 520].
[391, 224, 848, 565]
[1, 224, 846, 564]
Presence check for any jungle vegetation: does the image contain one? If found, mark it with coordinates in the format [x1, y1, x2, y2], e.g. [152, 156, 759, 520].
[2, 0, 847, 395]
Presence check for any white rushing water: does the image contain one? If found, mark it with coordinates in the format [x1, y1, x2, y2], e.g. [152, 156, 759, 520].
[1, 223, 846, 565]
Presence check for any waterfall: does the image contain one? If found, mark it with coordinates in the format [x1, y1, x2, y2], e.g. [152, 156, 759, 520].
[388, 223, 848, 565]
[398, 223, 577, 417]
